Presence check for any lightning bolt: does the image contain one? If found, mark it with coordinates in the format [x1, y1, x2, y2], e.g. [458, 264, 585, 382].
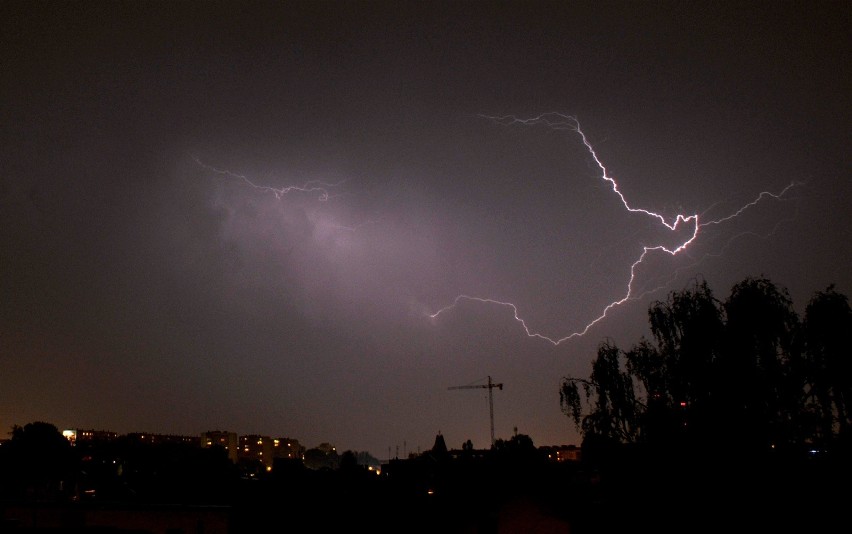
[428, 113, 798, 346]
[194, 156, 388, 243]
[194, 157, 346, 201]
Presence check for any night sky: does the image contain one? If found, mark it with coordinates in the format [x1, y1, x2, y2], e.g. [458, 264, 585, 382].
[2, 1, 849, 459]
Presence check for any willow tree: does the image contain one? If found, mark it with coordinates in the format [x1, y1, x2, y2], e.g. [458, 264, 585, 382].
[561, 340, 640, 445]
[634, 278, 724, 445]
[560, 276, 839, 453]
[721, 276, 802, 450]
[804, 285, 852, 443]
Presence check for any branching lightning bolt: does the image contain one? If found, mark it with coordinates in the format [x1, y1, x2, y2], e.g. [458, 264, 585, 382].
[428, 113, 799, 346]
[195, 156, 388, 240]
[194, 157, 346, 201]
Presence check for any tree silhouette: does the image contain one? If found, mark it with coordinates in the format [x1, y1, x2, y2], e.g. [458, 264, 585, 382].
[561, 276, 851, 454]
[0, 421, 75, 500]
[804, 285, 852, 445]
[721, 276, 801, 451]
[648, 279, 721, 441]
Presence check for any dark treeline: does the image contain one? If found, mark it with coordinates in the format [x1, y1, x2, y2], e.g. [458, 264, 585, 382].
[561, 275, 852, 532]
[0, 424, 238, 505]
[0, 423, 583, 532]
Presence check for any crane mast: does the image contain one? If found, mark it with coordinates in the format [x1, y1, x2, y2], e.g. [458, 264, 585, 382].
[448, 375, 504, 448]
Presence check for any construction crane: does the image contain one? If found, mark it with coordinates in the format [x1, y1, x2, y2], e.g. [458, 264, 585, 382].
[448, 375, 503, 448]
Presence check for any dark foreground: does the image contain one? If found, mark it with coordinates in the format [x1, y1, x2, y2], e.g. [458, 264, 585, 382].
[2, 449, 848, 533]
